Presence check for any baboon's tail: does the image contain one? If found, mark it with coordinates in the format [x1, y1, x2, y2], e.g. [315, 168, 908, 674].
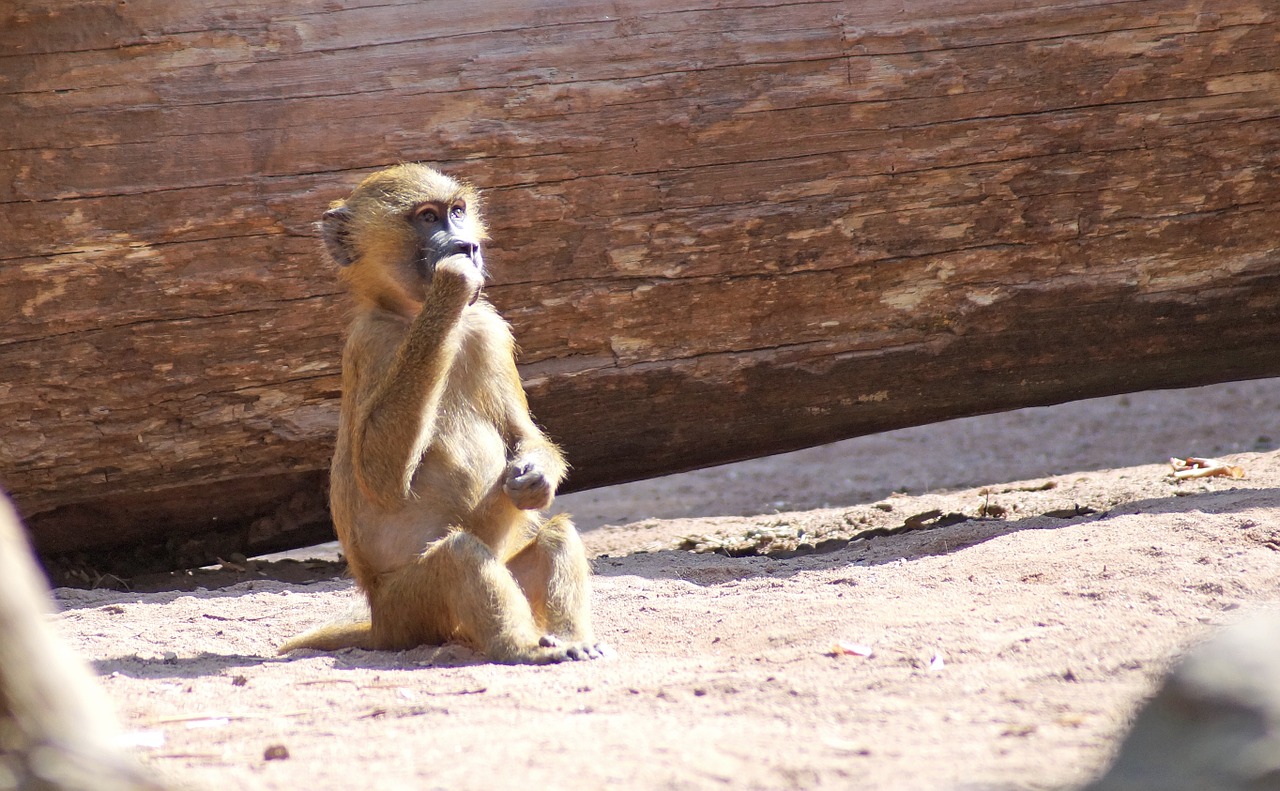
[278, 593, 375, 654]
[278, 620, 374, 653]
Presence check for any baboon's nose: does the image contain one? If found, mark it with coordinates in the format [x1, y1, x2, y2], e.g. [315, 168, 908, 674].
[451, 240, 479, 258]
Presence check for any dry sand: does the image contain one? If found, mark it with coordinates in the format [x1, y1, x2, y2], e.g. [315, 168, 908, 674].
[50, 377, 1280, 790]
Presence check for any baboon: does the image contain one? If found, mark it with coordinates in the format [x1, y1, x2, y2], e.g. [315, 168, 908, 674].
[280, 164, 606, 664]
[0, 493, 165, 791]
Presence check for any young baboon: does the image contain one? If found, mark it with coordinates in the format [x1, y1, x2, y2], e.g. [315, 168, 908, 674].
[279, 164, 606, 664]
[0, 493, 166, 791]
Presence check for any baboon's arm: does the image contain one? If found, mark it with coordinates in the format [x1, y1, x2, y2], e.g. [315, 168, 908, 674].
[497, 353, 567, 505]
[350, 269, 478, 508]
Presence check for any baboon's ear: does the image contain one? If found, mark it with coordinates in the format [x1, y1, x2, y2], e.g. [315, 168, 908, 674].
[320, 204, 355, 267]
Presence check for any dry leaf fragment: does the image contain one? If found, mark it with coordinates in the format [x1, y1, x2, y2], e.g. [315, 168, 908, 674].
[978, 500, 1008, 519]
[264, 744, 290, 761]
[1169, 457, 1246, 480]
[829, 640, 874, 657]
[1001, 724, 1038, 738]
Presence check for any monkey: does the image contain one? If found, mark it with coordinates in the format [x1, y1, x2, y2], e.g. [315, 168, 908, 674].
[0, 492, 167, 791]
[279, 164, 607, 664]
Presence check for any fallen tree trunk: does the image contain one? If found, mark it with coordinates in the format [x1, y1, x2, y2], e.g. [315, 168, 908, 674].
[2, 0, 1278, 569]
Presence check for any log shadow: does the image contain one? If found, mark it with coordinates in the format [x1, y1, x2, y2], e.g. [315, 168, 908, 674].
[91, 652, 281, 680]
[51, 575, 353, 612]
[69, 485, 1277, 678]
[591, 485, 1280, 584]
[56, 485, 1280, 605]
[50, 557, 348, 599]
[93, 642, 491, 680]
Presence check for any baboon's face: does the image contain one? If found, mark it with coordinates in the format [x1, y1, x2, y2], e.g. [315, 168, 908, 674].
[320, 164, 488, 306]
[405, 194, 486, 295]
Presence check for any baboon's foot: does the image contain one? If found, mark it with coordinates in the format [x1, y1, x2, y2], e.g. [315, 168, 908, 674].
[537, 634, 613, 661]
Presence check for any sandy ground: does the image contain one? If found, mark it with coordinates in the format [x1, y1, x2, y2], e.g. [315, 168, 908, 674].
[50, 377, 1280, 790]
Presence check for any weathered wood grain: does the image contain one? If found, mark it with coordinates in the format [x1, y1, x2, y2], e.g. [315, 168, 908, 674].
[1, 0, 1277, 567]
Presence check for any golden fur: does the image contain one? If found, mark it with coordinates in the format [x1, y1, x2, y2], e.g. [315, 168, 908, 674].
[280, 164, 605, 663]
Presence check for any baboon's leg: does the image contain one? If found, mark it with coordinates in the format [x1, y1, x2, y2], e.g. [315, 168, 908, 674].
[369, 531, 563, 664]
[506, 514, 594, 643]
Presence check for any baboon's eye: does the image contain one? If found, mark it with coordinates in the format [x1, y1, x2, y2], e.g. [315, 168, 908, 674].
[449, 205, 466, 221]
[415, 207, 439, 223]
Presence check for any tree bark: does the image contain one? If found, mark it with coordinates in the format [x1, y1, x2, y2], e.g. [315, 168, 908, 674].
[2, 0, 1278, 568]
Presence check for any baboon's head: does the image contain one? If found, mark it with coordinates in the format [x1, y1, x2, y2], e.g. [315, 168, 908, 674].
[320, 163, 488, 309]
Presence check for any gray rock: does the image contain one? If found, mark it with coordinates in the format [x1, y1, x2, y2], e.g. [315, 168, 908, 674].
[1085, 613, 1280, 791]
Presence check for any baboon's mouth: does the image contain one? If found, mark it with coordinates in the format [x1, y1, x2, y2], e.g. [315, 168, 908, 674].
[416, 256, 434, 282]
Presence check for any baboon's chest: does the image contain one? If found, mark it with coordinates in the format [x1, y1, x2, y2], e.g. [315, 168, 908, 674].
[414, 380, 507, 496]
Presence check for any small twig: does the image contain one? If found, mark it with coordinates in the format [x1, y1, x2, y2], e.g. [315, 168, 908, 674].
[360, 682, 488, 696]
[202, 613, 269, 622]
[145, 709, 322, 725]
[424, 686, 487, 696]
[147, 713, 257, 725]
[293, 679, 358, 687]
[359, 705, 442, 719]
